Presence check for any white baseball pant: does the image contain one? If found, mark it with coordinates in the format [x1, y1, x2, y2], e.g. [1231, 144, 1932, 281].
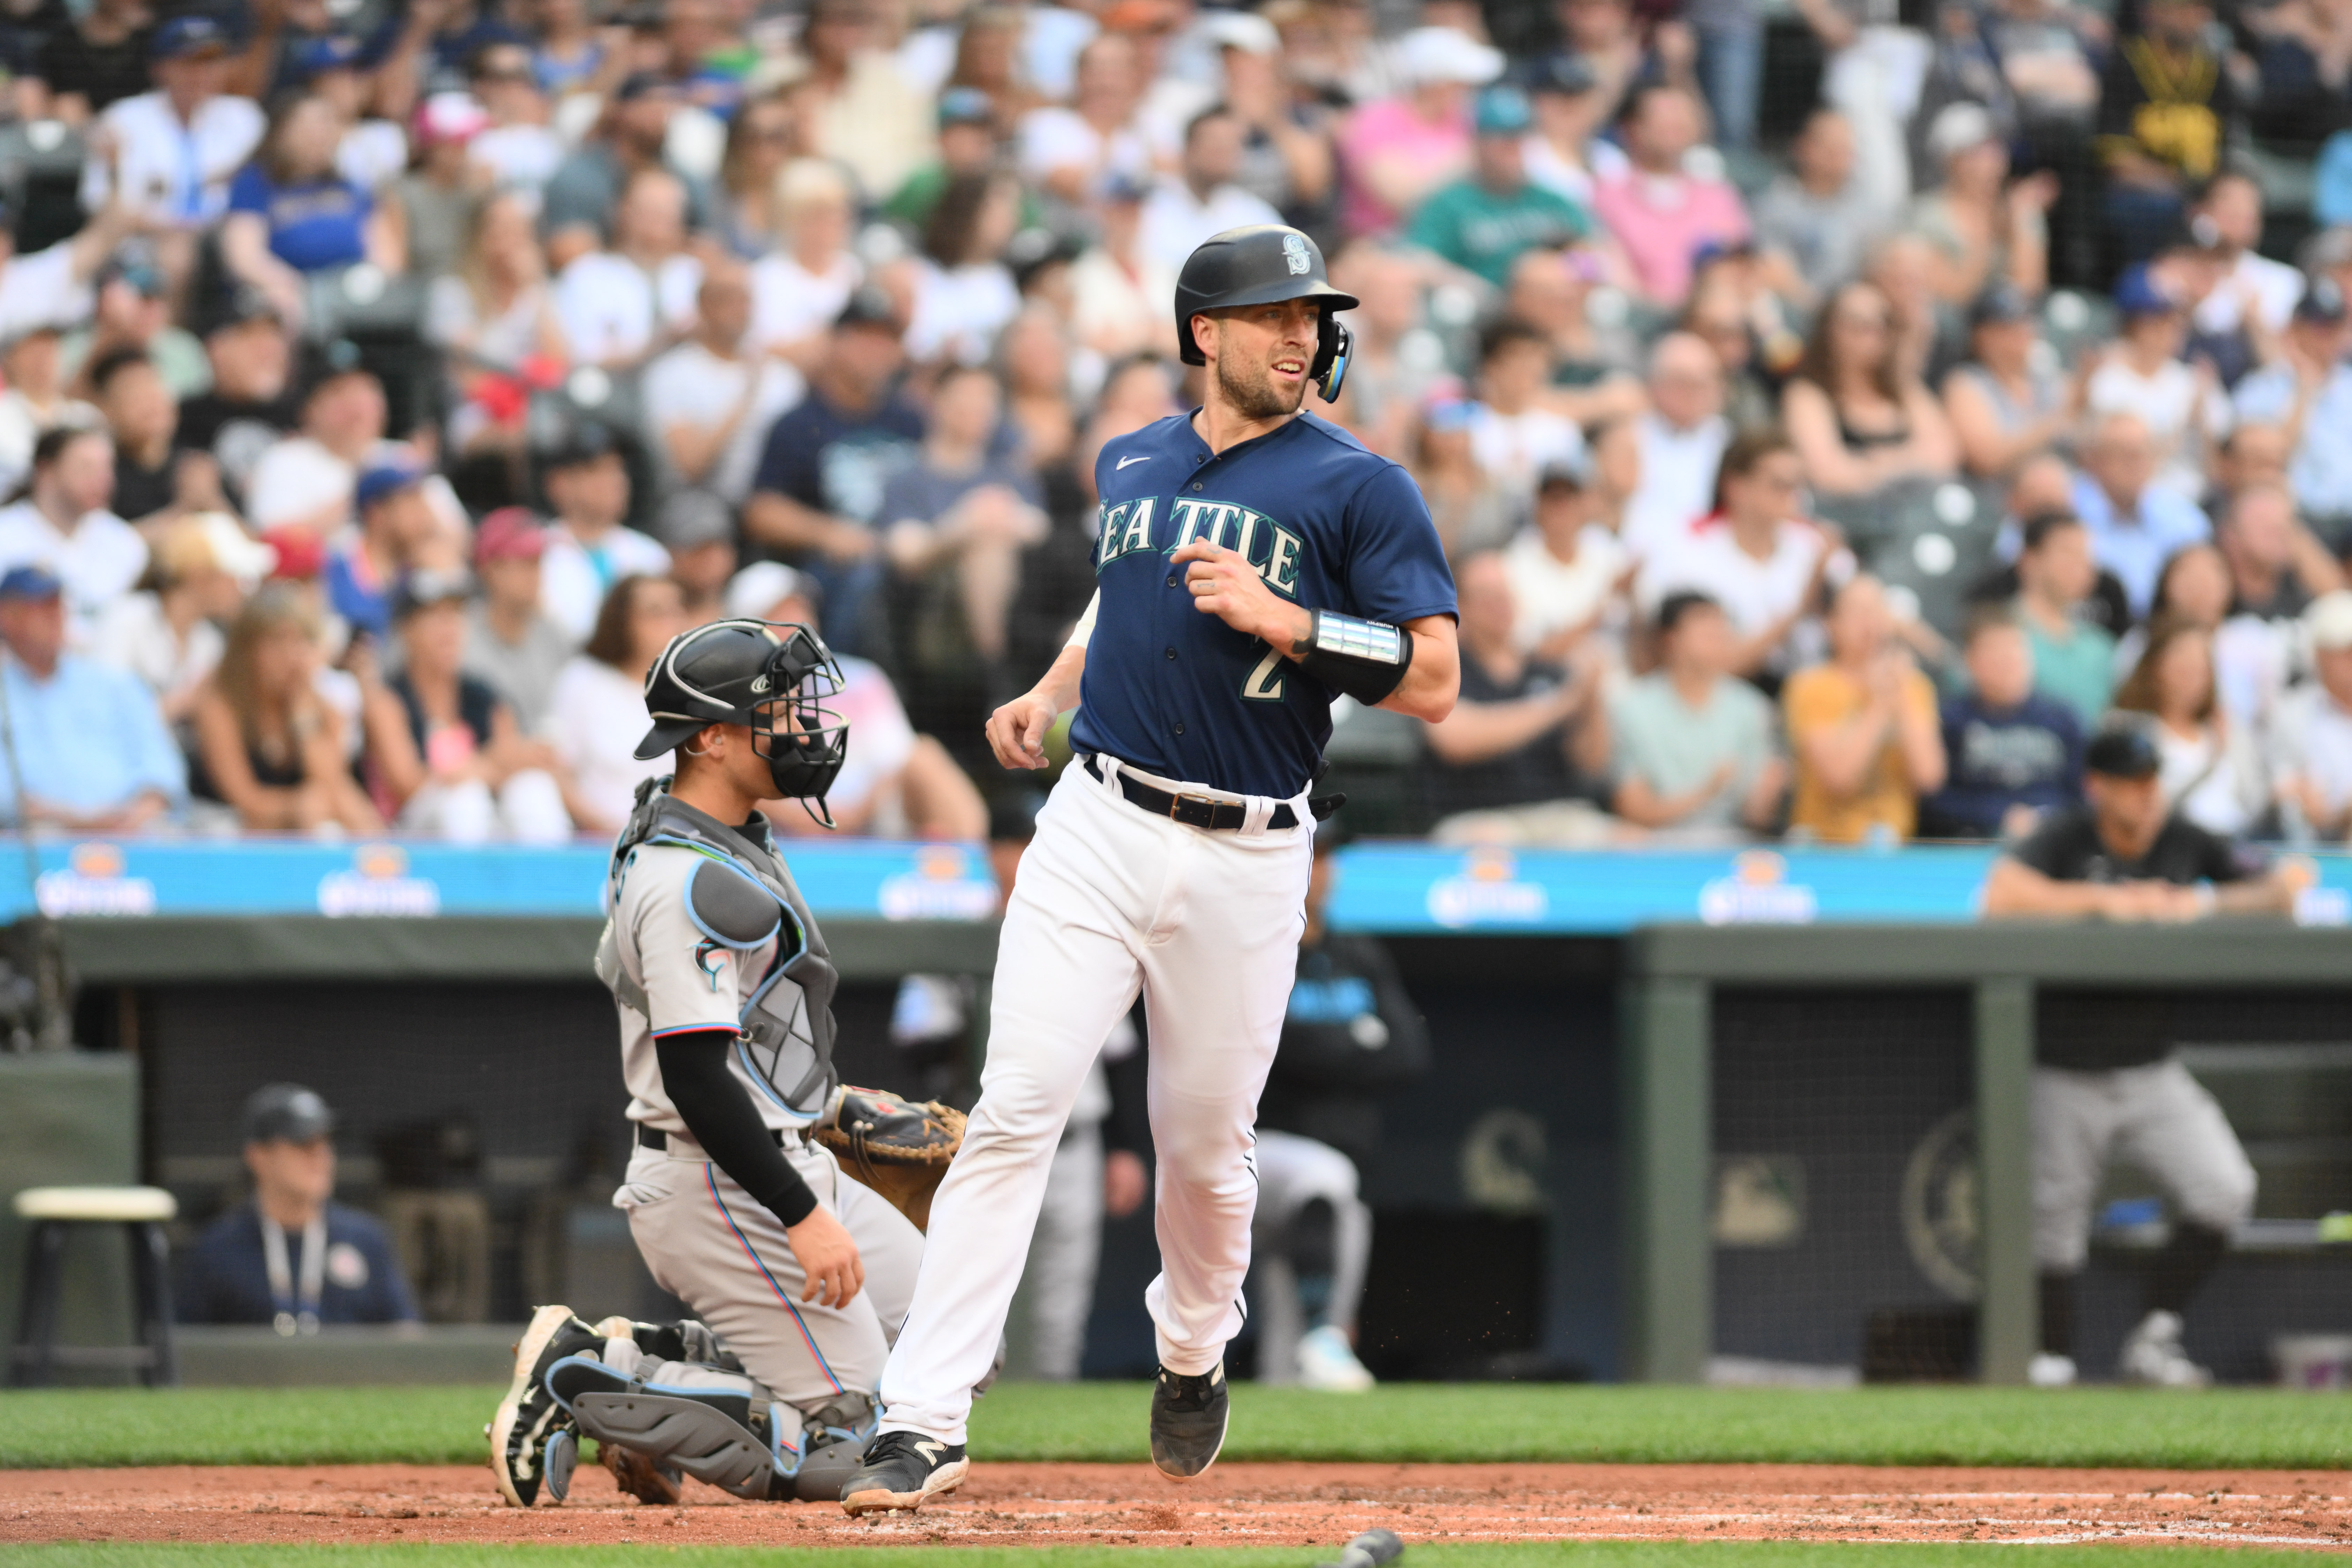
[1248, 1129, 1371, 1383]
[1019, 1119, 1105, 1381]
[879, 755, 1313, 1444]
[614, 1131, 925, 1448]
[2032, 1058, 2258, 1271]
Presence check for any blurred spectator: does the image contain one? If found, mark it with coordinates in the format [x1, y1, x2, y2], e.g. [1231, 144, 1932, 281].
[364, 568, 570, 843]
[1521, 53, 1610, 207]
[2218, 480, 2342, 621]
[1018, 34, 1152, 206]
[2088, 265, 2226, 498]
[2015, 508, 2118, 729]
[189, 582, 378, 832]
[1945, 283, 2081, 480]
[80, 18, 264, 246]
[2111, 542, 2288, 737]
[726, 561, 985, 840]
[540, 75, 707, 261]
[645, 263, 804, 506]
[1908, 101, 2053, 306]
[2097, 0, 2234, 267]
[798, 0, 936, 207]
[744, 286, 924, 655]
[1981, 724, 2281, 1388]
[465, 40, 565, 197]
[1336, 25, 1498, 238]
[1591, 84, 1750, 311]
[0, 424, 141, 646]
[222, 92, 403, 328]
[92, 347, 180, 528]
[711, 91, 805, 260]
[1506, 244, 1646, 402]
[61, 253, 209, 400]
[2206, 421, 2292, 522]
[906, 171, 1024, 366]
[749, 159, 865, 368]
[428, 193, 570, 475]
[2190, 173, 2301, 346]
[1643, 428, 1844, 680]
[2273, 590, 2352, 839]
[555, 167, 701, 370]
[173, 293, 297, 517]
[538, 423, 669, 645]
[1610, 590, 1787, 835]
[1071, 171, 1180, 362]
[1919, 607, 2084, 839]
[94, 511, 266, 724]
[1753, 108, 1895, 306]
[1411, 395, 1523, 559]
[1554, 0, 1676, 133]
[0, 563, 183, 829]
[1783, 279, 1959, 501]
[177, 1084, 418, 1327]
[1689, 0, 1766, 155]
[2071, 411, 2212, 618]
[543, 572, 689, 835]
[1783, 573, 1946, 843]
[1406, 86, 1591, 289]
[1140, 107, 1283, 277]
[2112, 613, 2270, 835]
[1212, 9, 1336, 239]
[0, 327, 101, 502]
[1467, 318, 1581, 499]
[462, 508, 571, 735]
[28, 0, 152, 124]
[1503, 463, 1627, 662]
[886, 89, 1005, 237]
[390, 94, 490, 286]
[657, 488, 737, 626]
[325, 461, 441, 643]
[2231, 277, 2352, 531]
[1622, 332, 1731, 561]
[1423, 550, 1614, 845]
[245, 350, 387, 540]
[532, 0, 611, 99]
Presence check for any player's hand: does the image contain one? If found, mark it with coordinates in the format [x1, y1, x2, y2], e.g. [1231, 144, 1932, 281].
[784, 1206, 864, 1307]
[987, 690, 1061, 770]
[1172, 539, 1309, 649]
[1103, 1149, 1148, 1218]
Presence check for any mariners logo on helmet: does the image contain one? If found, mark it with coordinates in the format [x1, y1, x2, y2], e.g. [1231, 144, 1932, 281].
[1282, 233, 1310, 275]
[634, 619, 850, 824]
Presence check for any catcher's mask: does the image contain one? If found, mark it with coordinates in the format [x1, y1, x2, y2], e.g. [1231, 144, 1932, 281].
[634, 619, 850, 826]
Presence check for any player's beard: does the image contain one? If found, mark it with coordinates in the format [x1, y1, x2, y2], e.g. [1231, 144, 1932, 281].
[1214, 346, 1309, 422]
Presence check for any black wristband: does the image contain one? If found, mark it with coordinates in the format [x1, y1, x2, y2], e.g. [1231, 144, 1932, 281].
[654, 1028, 819, 1229]
[1296, 609, 1413, 705]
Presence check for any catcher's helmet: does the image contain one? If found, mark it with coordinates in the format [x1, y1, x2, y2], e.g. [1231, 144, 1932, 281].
[1173, 224, 1359, 403]
[635, 619, 849, 820]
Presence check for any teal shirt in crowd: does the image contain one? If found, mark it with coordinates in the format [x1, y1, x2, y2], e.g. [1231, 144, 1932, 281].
[1405, 177, 1593, 287]
[2025, 612, 2117, 732]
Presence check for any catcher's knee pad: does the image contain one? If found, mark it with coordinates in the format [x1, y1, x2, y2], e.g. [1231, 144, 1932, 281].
[591, 1317, 741, 1372]
[549, 1357, 787, 1501]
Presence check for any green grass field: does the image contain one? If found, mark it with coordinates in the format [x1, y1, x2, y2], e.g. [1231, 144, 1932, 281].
[0, 1546, 2341, 1568]
[1, 1381, 2347, 1472]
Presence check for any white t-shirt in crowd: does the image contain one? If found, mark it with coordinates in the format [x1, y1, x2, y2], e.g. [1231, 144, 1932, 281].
[82, 90, 264, 226]
[1017, 106, 1151, 190]
[245, 435, 354, 534]
[641, 340, 805, 504]
[0, 391, 98, 499]
[91, 589, 223, 710]
[1069, 245, 1177, 357]
[1622, 412, 1730, 562]
[0, 499, 148, 646]
[1502, 524, 1627, 654]
[555, 250, 703, 366]
[469, 124, 565, 193]
[540, 522, 672, 644]
[2192, 248, 2304, 338]
[2273, 681, 2352, 821]
[2085, 356, 2229, 499]
[822, 655, 917, 816]
[1137, 178, 1282, 275]
[336, 119, 410, 192]
[541, 653, 669, 831]
[1468, 403, 1584, 496]
[905, 260, 1021, 366]
[749, 250, 862, 354]
[1640, 516, 1844, 673]
[0, 242, 94, 345]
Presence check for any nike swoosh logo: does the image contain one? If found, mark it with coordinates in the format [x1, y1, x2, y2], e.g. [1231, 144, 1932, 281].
[1116, 455, 1151, 470]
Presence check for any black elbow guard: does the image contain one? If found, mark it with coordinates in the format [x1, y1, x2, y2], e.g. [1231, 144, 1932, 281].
[1296, 609, 1413, 705]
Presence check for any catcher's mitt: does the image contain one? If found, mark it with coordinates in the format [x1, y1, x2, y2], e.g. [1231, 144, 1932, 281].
[813, 1085, 965, 1232]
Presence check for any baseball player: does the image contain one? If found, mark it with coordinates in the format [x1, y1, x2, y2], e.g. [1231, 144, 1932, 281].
[490, 619, 926, 1507]
[1983, 722, 2299, 1387]
[841, 224, 1459, 1514]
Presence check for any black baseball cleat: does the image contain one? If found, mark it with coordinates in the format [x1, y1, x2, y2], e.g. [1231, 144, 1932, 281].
[838, 1430, 969, 1515]
[1149, 1361, 1228, 1480]
[489, 1303, 605, 1507]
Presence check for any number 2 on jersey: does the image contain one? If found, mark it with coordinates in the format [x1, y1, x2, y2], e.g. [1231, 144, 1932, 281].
[1242, 645, 1285, 702]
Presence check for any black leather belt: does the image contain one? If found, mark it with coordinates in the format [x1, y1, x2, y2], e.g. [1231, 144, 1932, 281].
[637, 1123, 786, 1152]
[1085, 755, 1300, 830]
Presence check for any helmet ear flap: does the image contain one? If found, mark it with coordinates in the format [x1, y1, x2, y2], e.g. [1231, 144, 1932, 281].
[1313, 317, 1351, 404]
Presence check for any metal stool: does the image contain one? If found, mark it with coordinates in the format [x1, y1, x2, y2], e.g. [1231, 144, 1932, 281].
[10, 1185, 178, 1387]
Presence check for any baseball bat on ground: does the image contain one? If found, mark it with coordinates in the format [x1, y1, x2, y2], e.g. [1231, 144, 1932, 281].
[1314, 1528, 1404, 1568]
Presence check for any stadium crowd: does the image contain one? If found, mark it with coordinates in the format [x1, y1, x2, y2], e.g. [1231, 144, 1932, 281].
[6, 0, 2352, 848]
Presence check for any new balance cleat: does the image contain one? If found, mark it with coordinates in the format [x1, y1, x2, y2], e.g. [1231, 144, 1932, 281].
[839, 1430, 969, 1515]
[1148, 1362, 1228, 1480]
[489, 1303, 604, 1507]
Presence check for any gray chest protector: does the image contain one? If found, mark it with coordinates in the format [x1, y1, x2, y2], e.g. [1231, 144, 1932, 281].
[595, 780, 840, 1119]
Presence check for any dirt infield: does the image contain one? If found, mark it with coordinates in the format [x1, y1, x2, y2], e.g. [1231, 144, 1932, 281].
[3, 1462, 2348, 1548]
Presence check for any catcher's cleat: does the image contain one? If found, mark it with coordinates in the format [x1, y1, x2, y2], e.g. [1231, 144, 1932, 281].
[817, 1085, 965, 1232]
[601, 1437, 686, 1505]
[839, 1430, 969, 1515]
[1148, 1362, 1228, 1481]
[490, 1304, 605, 1507]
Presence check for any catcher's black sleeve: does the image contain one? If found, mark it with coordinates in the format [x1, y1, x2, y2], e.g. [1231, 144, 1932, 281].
[1102, 1016, 1152, 1157]
[655, 1028, 819, 1229]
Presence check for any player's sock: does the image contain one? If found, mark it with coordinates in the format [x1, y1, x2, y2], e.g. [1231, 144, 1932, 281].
[2145, 1221, 2230, 1316]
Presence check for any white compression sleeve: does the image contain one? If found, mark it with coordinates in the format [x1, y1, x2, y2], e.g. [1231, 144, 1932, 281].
[1064, 590, 1100, 650]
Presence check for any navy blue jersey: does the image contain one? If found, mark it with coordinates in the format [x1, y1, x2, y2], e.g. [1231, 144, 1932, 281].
[175, 1202, 419, 1326]
[1071, 410, 1455, 797]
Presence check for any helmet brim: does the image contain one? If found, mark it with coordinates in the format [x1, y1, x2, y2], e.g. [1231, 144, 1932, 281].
[634, 715, 712, 760]
[1178, 280, 1361, 365]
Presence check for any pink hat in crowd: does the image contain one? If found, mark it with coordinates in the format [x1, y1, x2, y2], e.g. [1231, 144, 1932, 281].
[473, 507, 548, 565]
[415, 91, 490, 146]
